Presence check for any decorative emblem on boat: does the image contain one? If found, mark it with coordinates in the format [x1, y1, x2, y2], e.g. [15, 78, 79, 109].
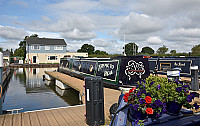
[79, 64, 81, 70]
[66, 62, 68, 68]
[125, 60, 145, 80]
[90, 65, 93, 72]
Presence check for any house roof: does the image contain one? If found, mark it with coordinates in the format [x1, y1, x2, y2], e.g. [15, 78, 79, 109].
[3, 51, 10, 57]
[26, 38, 67, 45]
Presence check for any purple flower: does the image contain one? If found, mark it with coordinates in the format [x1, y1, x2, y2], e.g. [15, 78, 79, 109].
[133, 104, 140, 111]
[193, 103, 199, 110]
[182, 85, 189, 88]
[175, 79, 180, 84]
[142, 80, 146, 84]
[150, 81, 154, 85]
[163, 108, 167, 113]
[143, 85, 146, 88]
[187, 95, 192, 102]
[157, 85, 161, 90]
[154, 100, 163, 107]
[139, 80, 142, 85]
[176, 87, 182, 93]
[141, 89, 146, 94]
[190, 92, 199, 98]
[139, 98, 145, 104]
[134, 119, 139, 125]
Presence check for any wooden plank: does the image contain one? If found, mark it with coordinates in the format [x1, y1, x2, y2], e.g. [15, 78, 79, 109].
[3, 114, 13, 126]
[0, 115, 5, 126]
[57, 108, 80, 126]
[36, 111, 50, 126]
[68, 106, 85, 119]
[50, 109, 69, 126]
[29, 112, 40, 126]
[22, 113, 31, 126]
[13, 114, 21, 126]
[43, 110, 59, 126]
[63, 107, 86, 126]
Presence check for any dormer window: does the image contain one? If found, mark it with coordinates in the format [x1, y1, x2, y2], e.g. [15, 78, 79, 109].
[31, 45, 40, 50]
[54, 46, 63, 50]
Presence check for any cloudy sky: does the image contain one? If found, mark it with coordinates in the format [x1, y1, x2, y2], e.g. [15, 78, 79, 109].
[0, 0, 200, 54]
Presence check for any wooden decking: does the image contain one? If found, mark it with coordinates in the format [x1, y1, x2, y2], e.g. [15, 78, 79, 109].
[0, 105, 87, 126]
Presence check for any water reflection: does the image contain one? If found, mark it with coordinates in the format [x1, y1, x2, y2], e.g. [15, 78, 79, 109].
[3, 68, 81, 113]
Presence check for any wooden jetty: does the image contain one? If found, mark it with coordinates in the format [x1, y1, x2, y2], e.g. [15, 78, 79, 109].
[9, 64, 59, 68]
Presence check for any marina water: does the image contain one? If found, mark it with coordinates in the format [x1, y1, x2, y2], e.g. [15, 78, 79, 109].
[2, 68, 81, 113]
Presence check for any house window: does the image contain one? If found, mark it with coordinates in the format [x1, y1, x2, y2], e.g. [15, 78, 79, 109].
[48, 56, 58, 60]
[31, 45, 40, 50]
[45, 46, 50, 50]
[54, 46, 63, 50]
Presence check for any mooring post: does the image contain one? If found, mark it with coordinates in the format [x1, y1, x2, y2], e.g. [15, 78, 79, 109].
[0, 52, 3, 115]
[85, 76, 105, 126]
[191, 66, 199, 91]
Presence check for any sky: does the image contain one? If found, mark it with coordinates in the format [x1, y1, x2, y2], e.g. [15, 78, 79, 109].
[0, 0, 200, 54]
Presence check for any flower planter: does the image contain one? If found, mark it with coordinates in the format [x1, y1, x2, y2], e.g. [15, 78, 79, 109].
[130, 108, 147, 120]
[148, 112, 162, 119]
[166, 101, 182, 115]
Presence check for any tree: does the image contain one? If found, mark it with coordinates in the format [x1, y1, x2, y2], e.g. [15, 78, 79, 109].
[170, 50, 176, 55]
[94, 50, 108, 55]
[14, 34, 39, 57]
[141, 47, 154, 55]
[77, 44, 95, 55]
[125, 42, 138, 56]
[157, 45, 168, 54]
[0, 47, 2, 52]
[10, 48, 13, 57]
[191, 44, 200, 56]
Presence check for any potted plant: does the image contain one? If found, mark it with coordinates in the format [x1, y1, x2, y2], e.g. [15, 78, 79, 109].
[123, 75, 200, 125]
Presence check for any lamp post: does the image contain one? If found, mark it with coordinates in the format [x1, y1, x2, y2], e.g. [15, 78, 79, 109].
[0, 52, 3, 115]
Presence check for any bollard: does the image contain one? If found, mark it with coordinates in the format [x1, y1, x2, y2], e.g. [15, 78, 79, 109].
[85, 76, 105, 126]
[0, 52, 3, 115]
[191, 66, 199, 91]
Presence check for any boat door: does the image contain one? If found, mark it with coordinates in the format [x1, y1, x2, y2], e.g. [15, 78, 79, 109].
[33, 56, 36, 63]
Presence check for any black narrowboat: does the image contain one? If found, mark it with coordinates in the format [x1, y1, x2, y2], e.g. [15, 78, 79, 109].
[59, 56, 150, 87]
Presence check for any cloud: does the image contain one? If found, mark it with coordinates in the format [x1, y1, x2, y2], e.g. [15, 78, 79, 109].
[147, 36, 162, 45]
[60, 29, 96, 40]
[169, 28, 200, 38]
[0, 25, 27, 40]
[47, 0, 98, 13]
[24, 14, 97, 40]
[114, 12, 164, 41]
[10, 0, 28, 8]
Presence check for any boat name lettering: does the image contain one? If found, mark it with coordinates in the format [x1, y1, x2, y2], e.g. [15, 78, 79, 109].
[174, 62, 185, 66]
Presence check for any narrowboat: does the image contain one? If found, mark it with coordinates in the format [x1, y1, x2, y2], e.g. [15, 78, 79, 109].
[59, 56, 150, 87]
[148, 56, 200, 76]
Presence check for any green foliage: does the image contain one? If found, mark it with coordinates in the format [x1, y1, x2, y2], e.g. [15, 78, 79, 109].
[125, 42, 138, 55]
[141, 46, 154, 55]
[10, 48, 13, 57]
[77, 44, 95, 55]
[0, 47, 2, 52]
[157, 45, 168, 54]
[170, 50, 176, 55]
[94, 50, 108, 55]
[191, 44, 200, 56]
[14, 34, 39, 57]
